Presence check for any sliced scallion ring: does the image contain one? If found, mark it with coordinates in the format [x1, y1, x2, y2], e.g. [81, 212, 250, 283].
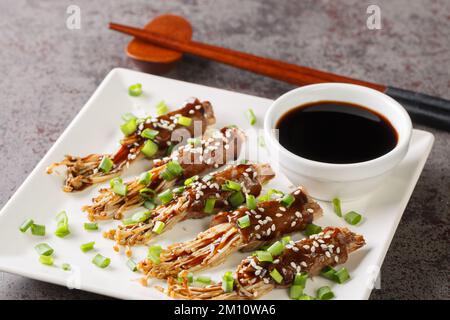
[92, 254, 110, 268]
[34, 243, 54, 256]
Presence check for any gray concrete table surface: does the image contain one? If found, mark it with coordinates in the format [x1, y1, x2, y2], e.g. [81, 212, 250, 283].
[0, 0, 448, 300]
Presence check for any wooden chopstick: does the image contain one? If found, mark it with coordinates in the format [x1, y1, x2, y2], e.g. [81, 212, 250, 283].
[109, 22, 385, 91]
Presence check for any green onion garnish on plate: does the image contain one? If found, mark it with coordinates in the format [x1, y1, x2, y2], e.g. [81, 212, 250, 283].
[127, 259, 138, 272]
[204, 198, 216, 214]
[34, 243, 54, 256]
[19, 218, 34, 233]
[140, 128, 159, 140]
[237, 215, 251, 229]
[229, 191, 245, 207]
[267, 241, 284, 256]
[98, 156, 114, 173]
[39, 255, 54, 266]
[177, 116, 192, 127]
[80, 241, 95, 253]
[158, 189, 173, 205]
[31, 223, 45, 236]
[110, 177, 127, 196]
[128, 83, 142, 97]
[156, 101, 168, 115]
[269, 268, 283, 284]
[55, 211, 70, 238]
[92, 254, 110, 268]
[317, 286, 335, 300]
[141, 139, 159, 158]
[120, 118, 137, 136]
[246, 108, 257, 126]
[304, 223, 322, 236]
[245, 194, 257, 210]
[332, 197, 342, 217]
[255, 250, 273, 262]
[148, 245, 162, 264]
[344, 211, 362, 225]
[84, 222, 98, 231]
[138, 171, 152, 185]
[62, 263, 71, 271]
[152, 221, 165, 234]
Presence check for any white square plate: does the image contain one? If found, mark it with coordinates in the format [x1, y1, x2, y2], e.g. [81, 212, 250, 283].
[0, 68, 434, 300]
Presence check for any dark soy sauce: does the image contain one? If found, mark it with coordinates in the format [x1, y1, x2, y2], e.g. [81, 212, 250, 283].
[276, 101, 398, 164]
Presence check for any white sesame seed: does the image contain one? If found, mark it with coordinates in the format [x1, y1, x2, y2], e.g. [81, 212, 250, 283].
[336, 247, 341, 254]
[311, 246, 316, 253]
[291, 221, 296, 227]
[292, 246, 299, 252]
[255, 225, 260, 230]
[301, 261, 307, 267]
[195, 105, 201, 110]
[325, 251, 331, 258]
[307, 208, 314, 213]
[295, 211, 302, 218]
[279, 207, 286, 212]
[290, 262, 297, 268]
[313, 241, 319, 248]
[271, 224, 276, 231]
[335, 256, 339, 263]
[275, 213, 283, 217]
[303, 245, 310, 250]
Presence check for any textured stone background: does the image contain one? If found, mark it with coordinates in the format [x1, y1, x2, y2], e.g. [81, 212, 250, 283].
[0, 0, 448, 300]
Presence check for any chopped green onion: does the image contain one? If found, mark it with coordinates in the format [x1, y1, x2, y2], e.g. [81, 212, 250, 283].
[172, 186, 185, 195]
[121, 218, 136, 226]
[195, 276, 211, 285]
[92, 254, 110, 268]
[298, 295, 315, 300]
[166, 144, 175, 156]
[258, 189, 284, 202]
[160, 170, 175, 181]
[281, 236, 291, 246]
[240, 159, 249, 164]
[246, 108, 257, 126]
[222, 271, 234, 293]
[269, 268, 283, 284]
[55, 211, 70, 238]
[184, 175, 198, 186]
[140, 128, 159, 140]
[256, 250, 273, 262]
[177, 116, 192, 127]
[156, 101, 168, 115]
[121, 113, 137, 122]
[202, 174, 214, 182]
[110, 177, 127, 196]
[293, 272, 308, 287]
[152, 221, 165, 234]
[34, 243, 54, 256]
[344, 211, 362, 225]
[321, 266, 337, 281]
[267, 241, 284, 256]
[141, 139, 159, 158]
[31, 224, 45, 236]
[126, 259, 138, 272]
[80, 241, 95, 253]
[304, 223, 322, 236]
[289, 285, 304, 299]
[62, 263, 71, 271]
[317, 286, 335, 300]
[158, 189, 173, 205]
[332, 197, 342, 217]
[131, 211, 152, 224]
[120, 118, 137, 136]
[148, 245, 162, 264]
[280, 194, 295, 207]
[139, 188, 156, 199]
[144, 200, 156, 210]
[177, 271, 194, 284]
[229, 191, 245, 207]
[166, 160, 183, 177]
[237, 215, 251, 229]
[204, 198, 216, 214]
[98, 156, 114, 173]
[222, 180, 241, 192]
[335, 268, 350, 284]
[19, 218, 34, 233]
[128, 83, 142, 97]
[245, 194, 257, 210]
[138, 171, 152, 185]
[39, 255, 53, 266]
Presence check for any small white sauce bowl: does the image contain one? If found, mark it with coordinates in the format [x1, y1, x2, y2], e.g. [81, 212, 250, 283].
[264, 83, 412, 201]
